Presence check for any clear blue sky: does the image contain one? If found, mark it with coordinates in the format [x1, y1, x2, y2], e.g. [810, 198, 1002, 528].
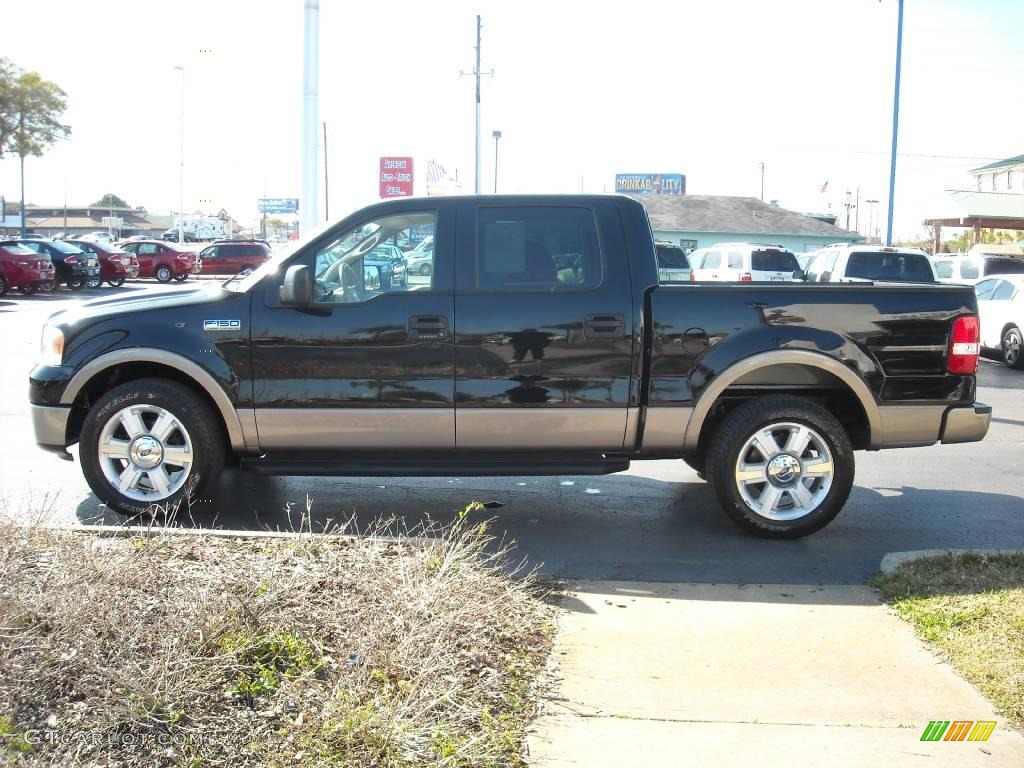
[2, 0, 1022, 239]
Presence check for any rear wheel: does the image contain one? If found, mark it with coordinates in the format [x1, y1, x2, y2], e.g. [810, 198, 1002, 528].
[155, 265, 173, 283]
[1002, 326, 1024, 370]
[79, 378, 224, 517]
[107, 278, 125, 287]
[420, 263, 432, 276]
[39, 279, 55, 292]
[85, 277, 102, 289]
[705, 395, 854, 539]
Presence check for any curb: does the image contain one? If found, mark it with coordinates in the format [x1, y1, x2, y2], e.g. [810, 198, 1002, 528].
[879, 548, 1024, 575]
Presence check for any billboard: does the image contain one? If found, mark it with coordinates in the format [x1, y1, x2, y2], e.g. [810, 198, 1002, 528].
[258, 198, 299, 214]
[380, 157, 414, 198]
[615, 173, 686, 195]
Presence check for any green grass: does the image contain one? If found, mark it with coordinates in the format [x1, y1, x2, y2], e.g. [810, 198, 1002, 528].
[873, 551, 1024, 731]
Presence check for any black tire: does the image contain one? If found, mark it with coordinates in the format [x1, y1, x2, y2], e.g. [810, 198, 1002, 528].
[420, 263, 432, 276]
[681, 453, 706, 479]
[705, 395, 854, 539]
[68, 279, 85, 291]
[174, 274, 188, 282]
[39, 279, 55, 293]
[107, 278, 125, 288]
[79, 378, 225, 517]
[0, 275, 7, 296]
[155, 265, 173, 283]
[20, 284, 37, 295]
[85, 277, 102, 289]
[1002, 326, 1024, 370]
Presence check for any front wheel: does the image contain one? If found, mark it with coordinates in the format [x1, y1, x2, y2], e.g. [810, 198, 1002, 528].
[419, 263, 432, 277]
[79, 378, 224, 516]
[155, 266, 173, 283]
[1002, 326, 1024, 370]
[39, 279, 55, 292]
[107, 278, 125, 288]
[705, 395, 854, 539]
[85, 277, 102, 289]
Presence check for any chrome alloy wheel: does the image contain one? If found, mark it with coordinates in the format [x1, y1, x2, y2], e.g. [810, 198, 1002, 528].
[733, 421, 834, 521]
[1005, 329, 1021, 367]
[97, 404, 194, 502]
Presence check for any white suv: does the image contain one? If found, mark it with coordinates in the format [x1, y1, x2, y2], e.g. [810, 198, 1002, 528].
[689, 243, 803, 282]
[804, 245, 935, 284]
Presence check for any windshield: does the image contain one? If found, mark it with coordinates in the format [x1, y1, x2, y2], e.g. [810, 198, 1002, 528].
[656, 245, 690, 269]
[224, 219, 338, 292]
[846, 251, 934, 283]
[751, 250, 799, 272]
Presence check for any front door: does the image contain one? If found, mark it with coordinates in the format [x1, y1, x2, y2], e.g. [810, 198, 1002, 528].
[250, 202, 455, 450]
[452, 199, 635, 450]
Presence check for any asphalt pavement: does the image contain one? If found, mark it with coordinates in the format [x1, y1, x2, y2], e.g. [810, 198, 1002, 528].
[2, 281, 1022, 585]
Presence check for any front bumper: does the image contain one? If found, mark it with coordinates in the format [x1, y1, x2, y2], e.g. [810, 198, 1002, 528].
[940, 402, 992, 444]
[31, 403, 72, 457]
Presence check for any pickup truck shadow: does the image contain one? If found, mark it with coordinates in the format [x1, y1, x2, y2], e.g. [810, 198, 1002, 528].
[74, 472, 1024, 594]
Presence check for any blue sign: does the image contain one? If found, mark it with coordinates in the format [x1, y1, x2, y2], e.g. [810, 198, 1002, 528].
[615, 174, 686, 195]
[258, 198, 299, 214]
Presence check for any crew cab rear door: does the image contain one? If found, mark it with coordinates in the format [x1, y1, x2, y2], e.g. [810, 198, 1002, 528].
[249, 201, 456, 449]
[452, 199, 635, 450]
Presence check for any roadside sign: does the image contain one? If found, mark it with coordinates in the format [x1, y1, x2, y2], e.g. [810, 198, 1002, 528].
[380, 157, 414, 198]
[258, 198, 299, 214]
[101, 216, 123, 228]
[615, 173, 686, 195]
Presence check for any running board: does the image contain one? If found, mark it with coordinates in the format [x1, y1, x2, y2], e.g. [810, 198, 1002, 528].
[239, 456, 631, 477]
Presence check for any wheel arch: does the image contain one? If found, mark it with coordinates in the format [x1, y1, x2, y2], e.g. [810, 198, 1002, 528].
[683, 350, 880, 452]
[60, 349, 249, 451]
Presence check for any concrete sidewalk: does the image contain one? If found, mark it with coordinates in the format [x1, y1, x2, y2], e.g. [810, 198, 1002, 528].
[528, 581, 1024, 767]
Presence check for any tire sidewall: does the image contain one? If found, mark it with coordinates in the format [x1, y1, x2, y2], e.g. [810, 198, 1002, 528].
[1003, 327, 1024, 369]
[156, 266, 172, 283]
[79, 380, 223, 516]
[707, 398, 855, 538]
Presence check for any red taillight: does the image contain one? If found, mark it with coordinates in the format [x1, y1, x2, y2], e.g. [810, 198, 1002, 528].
[689, 271, 695, 282]
[740, 272, 752, 282]
[64, 255, 78, 264]
[948, 315, 980, 375]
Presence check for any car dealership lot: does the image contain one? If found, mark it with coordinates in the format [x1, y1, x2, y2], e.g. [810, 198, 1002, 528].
[2, 281, 1022, 584]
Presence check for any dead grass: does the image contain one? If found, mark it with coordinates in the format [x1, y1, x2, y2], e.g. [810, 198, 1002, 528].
[0, 502, 555, 767]
[873, 551, 1024, 731]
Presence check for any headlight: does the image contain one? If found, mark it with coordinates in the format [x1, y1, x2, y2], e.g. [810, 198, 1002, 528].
[40, 325, 65, 366]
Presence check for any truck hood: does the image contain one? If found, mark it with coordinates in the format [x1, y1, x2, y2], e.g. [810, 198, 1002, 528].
[47, 284, 222, 326]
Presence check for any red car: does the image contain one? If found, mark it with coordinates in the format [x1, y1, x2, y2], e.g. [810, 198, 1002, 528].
[197, 240, 272, 276]
[70, 239, 140, 287]
[0, 241, 57, 295]
[115, 240, 199, 283]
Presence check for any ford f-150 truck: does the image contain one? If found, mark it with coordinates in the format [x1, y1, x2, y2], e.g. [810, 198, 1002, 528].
[29, 195, 991, 537]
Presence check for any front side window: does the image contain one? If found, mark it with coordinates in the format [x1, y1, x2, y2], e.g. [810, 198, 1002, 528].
[992, 280, 1015, 301]
[139, 244, 160, 255]
[475, 207, 601, 290]
[703, 250, 722, 269]
[312, 211, 435, 304]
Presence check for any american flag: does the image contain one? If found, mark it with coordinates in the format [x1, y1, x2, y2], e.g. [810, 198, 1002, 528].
[427, 160, 450, 183]
[819, 180, 829, 194]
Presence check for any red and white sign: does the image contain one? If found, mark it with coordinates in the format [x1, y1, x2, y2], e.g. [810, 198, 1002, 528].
[379, 157, 414, 198]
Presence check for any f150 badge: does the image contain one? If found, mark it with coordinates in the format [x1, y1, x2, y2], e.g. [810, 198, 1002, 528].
[203, 319, 241, 331]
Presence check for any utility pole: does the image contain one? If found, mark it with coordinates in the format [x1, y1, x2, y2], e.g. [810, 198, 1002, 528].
[174, 65, 185, 246]
[323, 121, 329, 221]
[759, 162, 765, 201]
[866, 199, 879, 241]
[301, 0, 320, 235]
[885, 0, 905, 246]
[844, 190, 853, 231]
[461, 15, 493, 194]
[854, 187, 860, 233]
[18, 109, 26, 237]
[492, 130, 502, 193]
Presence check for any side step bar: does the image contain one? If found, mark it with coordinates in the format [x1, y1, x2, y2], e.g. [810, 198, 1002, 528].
[240, 456, 631, 477]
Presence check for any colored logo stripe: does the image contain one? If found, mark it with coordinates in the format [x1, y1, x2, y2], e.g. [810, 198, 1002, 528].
[920, 720, 996, 742]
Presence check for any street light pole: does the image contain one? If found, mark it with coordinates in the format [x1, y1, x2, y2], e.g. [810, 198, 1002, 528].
[492, 130, 502, 193]
[174, 65, 185, 246]
[301, 0, 320, 236]
[885, 0, 905, 246]
[759, 161, 765, 201]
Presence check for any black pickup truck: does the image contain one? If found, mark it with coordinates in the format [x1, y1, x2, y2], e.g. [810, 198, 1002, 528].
[29, 195, 991, 537]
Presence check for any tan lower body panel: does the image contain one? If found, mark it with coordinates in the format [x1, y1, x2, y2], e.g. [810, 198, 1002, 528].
[455, 408, 629, 450]
[640, 406, 693, 451]
[876, 405, 946, 448]
[255, 408, 455, 450]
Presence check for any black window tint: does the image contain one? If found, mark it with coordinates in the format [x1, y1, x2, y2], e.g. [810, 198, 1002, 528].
[992, 280, 1015, 301]
[845, 252, 934, 283]
[476, 207, 601, 290]
[656, 245, 689, 268]
[752, 250, 799, 272]
[983, 258, 1024, 276]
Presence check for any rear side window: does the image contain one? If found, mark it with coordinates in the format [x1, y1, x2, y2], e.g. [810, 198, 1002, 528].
[845, 252, 934, 283]
[703, 250, 721, 269]
[476, 207, 601, 290]
[752, 249, 799, 272]
[983, 258, 1024, 276]
[726, 250, 743, 269]
[959, 260, 980, 279]
[993, 281, 1016, 301]
[933, 260, 954, 278]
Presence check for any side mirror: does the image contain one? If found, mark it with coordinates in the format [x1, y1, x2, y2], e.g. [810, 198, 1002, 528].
[793, 269, 806, 281]
[280, 265, 313, 305]
[363, 264, 382, 291]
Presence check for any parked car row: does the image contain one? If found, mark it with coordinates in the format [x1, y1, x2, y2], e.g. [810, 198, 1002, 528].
[0, 237, 278, 296]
